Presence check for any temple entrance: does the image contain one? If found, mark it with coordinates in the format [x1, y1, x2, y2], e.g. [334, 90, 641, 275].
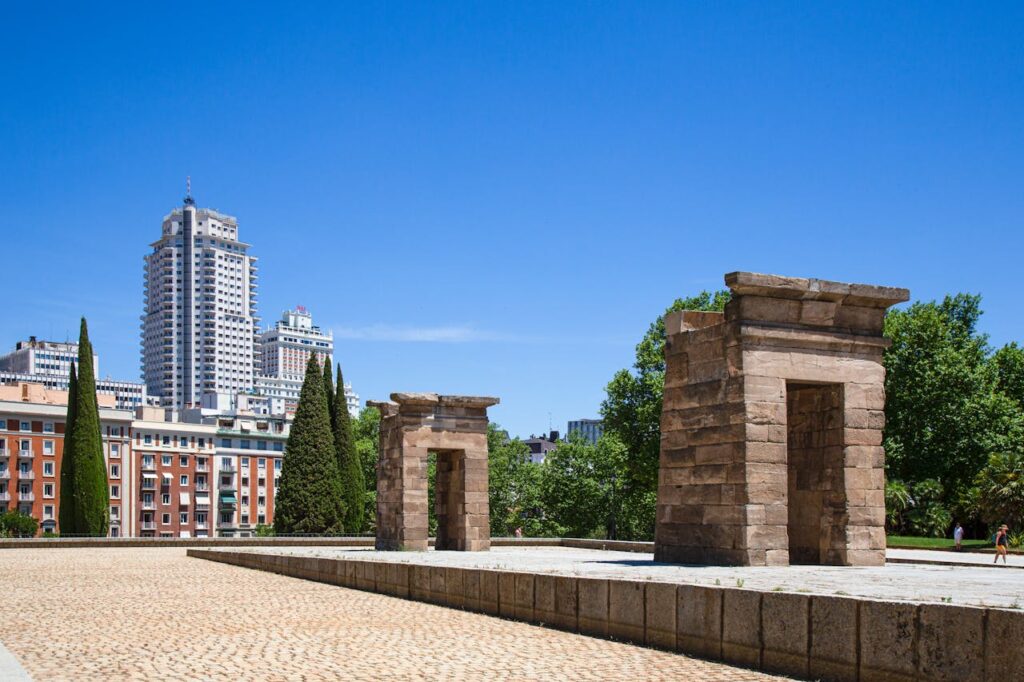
[786, 382, 845, 565]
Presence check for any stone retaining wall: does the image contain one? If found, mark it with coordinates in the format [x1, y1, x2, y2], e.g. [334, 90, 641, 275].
[189, 548, 1023, 682]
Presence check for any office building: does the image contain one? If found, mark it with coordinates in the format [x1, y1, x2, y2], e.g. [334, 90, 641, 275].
[567, 419, 604, 445]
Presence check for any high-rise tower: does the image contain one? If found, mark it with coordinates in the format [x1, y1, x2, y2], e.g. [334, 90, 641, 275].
[141, 184, 259, 409]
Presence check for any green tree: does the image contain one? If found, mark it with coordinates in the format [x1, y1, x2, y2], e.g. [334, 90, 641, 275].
[600, 290, 730, 490]
[487, 425, 553, 537]
[884, 295, 1024, 500]
[59, 319, 109, 536]
[334, 366, 366, 533]
[993, 342, 1024, 407]
[322, 358, 335, 432]
[0, 510, 39, 538]
[58, 362, 78, 533]
[976, 452, 1024, 531]
[274, 356, 345, 534]
[353, 405, 380, 529]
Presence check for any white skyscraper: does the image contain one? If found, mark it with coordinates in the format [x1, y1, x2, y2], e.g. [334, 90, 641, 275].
[141, 186, 259, 409]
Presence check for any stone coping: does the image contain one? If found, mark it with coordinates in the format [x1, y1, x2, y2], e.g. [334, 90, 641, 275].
[191, 548, 1023, 682]
[389, 393, 500, 408]
[724, 271, 910, 307]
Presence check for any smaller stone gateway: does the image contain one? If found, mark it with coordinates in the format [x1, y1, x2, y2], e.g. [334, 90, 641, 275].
[370, 393, 499, 552]
[655, 272, 909, 567]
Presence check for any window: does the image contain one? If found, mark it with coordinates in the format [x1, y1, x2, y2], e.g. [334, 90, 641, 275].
[241, 477, 249, 487]
[221, 457, 232, 467]
[273, 442, 283, 452]
[42, 440, 54, 455]
[111, 485, 120, 498]
[162, 513, 171, 525]
[19, 421, 29, 431]
[43, 505, 54, 520]
[162, 435, 170, 446]
[258, 495, 266, 507]
[240, 440, 250, 450]
[43, 422, 54, 434]
[20, 439, 30, 452]
[162, 493, 170, 505]
[142, 455, 154, 467]
[180, 474, 188, 486]
[143, 492, 154, 505]
[180, 512, 189, 524]
[220, 476, 232, 487]
[43, 484, 54, 498]
[162, 455, 172, 466]
[257, 440, 267, 451]
[220, 512, 233, 523]
[43, 461, 54, 477]
[110, 443, 120, 458]
[241, 457, 249, 467]
[241, 514, 250, 524]
[220, 438, 231, 448]
[179, 456, 188, 467]
[274, 459, 282, 470]
[198, 437, 205, 448]
[257, 514, 266, 525]
[110, 464, 120, 478]
[257, 458, 266, 469]
[144, 434, 152, 445]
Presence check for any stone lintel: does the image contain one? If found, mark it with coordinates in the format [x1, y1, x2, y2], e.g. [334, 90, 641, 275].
[390, 393, 500, 409]
[724, 272, 909, 309]
[738, 324, 892, 352]
[665, 310, 726, 335]
[366, 400, 399, 416]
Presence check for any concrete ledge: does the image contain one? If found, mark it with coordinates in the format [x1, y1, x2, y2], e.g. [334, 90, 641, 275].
[188, 548, 1024, 682]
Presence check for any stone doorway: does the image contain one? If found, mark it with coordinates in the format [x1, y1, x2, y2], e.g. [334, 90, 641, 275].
[370, 393, 498, 552]
[786, 382, 845, 565]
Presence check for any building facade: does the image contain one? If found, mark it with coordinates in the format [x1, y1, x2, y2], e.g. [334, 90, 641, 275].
[255, 307, 360, 416]
[0, 338, 146, 411]
[567, 419, 604, 445]
[141, 190, 259, 410]
[0, 381, 289, 537]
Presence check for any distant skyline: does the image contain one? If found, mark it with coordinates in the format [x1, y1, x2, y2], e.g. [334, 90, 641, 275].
[2, 3, 1022, 438]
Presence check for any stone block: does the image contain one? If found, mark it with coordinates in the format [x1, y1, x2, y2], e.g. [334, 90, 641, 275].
[722, 589, 762, 668]
[514, 572, 535, 622]
[644, 582, 677, 649]
[578, 578, 610, 637]
[498, 572, 516, 618]
[761, 592, 808, 678]
[356, 561, 376, 591]
[859, 600, 917, 682]
[411, 564, 431, 601]
[388, 562, 410, 598]
[445, 567, 465, 609]
[809, 595, 858, 682]
[918, 604, 983, 682]
[607, 580, 645, 644]
[677, 585, 722, 659]
[344, 560, 358, 588]
[985, 608, 1024, 680]
[534, 574, 557, 625]
[552, 576, 579, 631]
[479, 570, 500, 615]
[462, 569, 481, 612]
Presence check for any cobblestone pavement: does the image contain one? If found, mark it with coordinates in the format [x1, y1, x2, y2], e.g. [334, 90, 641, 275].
[0, 548, 785, 681]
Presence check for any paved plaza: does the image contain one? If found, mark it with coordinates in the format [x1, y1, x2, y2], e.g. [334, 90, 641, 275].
[0, 548, 784, 681]
[231, 545, 1024, 609]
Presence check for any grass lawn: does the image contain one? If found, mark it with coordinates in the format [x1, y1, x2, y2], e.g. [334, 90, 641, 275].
[887, 535, 991, 550]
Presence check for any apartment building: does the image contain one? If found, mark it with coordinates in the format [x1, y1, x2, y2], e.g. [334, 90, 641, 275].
[142, 188, 259, 410]
[0, 383, 132, 536]
[130, 410, 218, 538]
[0, 337, 146, 410]
[210, 414, 287, 536]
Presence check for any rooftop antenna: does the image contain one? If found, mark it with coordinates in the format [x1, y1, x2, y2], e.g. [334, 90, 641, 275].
[184, 175, 195, 206]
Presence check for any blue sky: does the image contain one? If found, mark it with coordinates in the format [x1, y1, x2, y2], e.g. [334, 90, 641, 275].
[1, 3, 1021, 438]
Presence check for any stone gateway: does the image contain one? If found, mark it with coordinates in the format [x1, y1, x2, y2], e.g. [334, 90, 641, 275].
[655, 272, 909, 566]
[371, 393, 499, 552]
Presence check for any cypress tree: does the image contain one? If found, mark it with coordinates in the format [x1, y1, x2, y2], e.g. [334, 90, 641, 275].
[58, 362, 79, 534]
[274, 355, 345, 534]
[322, 358, 335, 434]
[63, 319, 109, 536]
[334, 365, 366, 533]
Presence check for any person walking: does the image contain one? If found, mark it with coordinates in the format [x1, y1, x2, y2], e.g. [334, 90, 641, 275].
[953, 523, 964, 551]
[994, 525, 1009, 565]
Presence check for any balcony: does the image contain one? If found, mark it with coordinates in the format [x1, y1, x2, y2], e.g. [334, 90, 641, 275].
[220, 463, 237, 473]
[141, 500, 156, 510]
[195, 521, 208, 530]
[140, 521, 156, 531]
[18, 491, 34, 502]
[141, 480, 157, 491]
[0, 470, 9, 480]
[0, 492, 9, 502]
[196, 463, 209, 472]
[16, 470, 34, 480]
[141, 461, 157, 471]
[18, 450, 34, 459]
